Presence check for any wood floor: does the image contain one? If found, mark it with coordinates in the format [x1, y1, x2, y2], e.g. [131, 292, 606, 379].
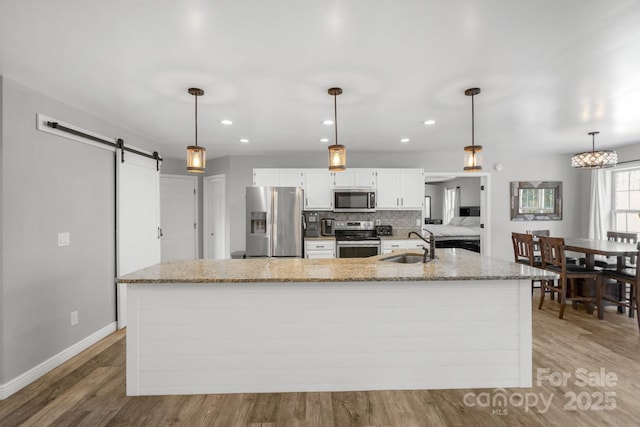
[1, 293, 639, 427]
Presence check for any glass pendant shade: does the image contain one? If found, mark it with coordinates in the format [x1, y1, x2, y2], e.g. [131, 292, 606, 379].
[327, 87, 346, 171]
[571, 131, 617, 169]
[328, 144, 346, 171]
[463, 145, 483, 171]
[186, 87, 206, 173]
[463, 88, 482, 172]
[186, 145, 206, 173]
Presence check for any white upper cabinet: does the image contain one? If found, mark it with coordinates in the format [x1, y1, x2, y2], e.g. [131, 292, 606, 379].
[253, 169, 304, 187]
[280, 169, 305, 187]
[375, 169, 424, 210]
[333, 169, 377, 188]
[303, 169, 334, 210]
[399, 169, 425, 209]
[252, 168, 423, 211]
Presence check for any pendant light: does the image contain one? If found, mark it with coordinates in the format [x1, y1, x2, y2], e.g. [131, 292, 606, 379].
[463, 87, 482, 172]
[186, 87, 206, 173]
[571, 131, 617, 169]
[328, 87, 346, 171]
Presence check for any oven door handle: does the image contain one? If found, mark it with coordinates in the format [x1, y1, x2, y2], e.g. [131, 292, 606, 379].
[336, 241, 380, 247]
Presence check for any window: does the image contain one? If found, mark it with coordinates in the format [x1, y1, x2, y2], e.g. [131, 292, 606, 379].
[613, 168, 640, 232]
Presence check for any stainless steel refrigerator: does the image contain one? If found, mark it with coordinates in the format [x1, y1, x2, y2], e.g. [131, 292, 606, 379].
[246, 186, 304, 257]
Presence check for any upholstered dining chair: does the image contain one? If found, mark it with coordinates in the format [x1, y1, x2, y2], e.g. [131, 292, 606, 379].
[511, 232, 542, 294]
[603, 242, 640, 328]
[538, 236, 604, 319]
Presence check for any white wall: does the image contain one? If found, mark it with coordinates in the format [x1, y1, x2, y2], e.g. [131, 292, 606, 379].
[0, 76, 159, 388]
[208, 150, 584, 261]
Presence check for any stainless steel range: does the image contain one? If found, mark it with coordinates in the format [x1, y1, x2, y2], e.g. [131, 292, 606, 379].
[334, 220, 381, 258]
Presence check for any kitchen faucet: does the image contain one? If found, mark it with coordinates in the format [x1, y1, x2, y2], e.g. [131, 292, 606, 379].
[407, 231, 436, 262]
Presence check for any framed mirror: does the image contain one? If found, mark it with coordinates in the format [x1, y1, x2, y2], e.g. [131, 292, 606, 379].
[510, 181, 562, 221]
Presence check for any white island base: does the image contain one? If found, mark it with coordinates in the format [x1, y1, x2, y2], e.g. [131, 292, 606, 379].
[126, 279, 532, 396]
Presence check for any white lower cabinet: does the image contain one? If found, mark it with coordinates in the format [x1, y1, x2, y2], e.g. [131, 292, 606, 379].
[305, 240, 336, 258]
[381, 239, 426, 254]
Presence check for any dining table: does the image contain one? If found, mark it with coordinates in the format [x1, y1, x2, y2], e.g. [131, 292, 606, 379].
[563, 237, 638, 319]
[563, 237, 638, 270]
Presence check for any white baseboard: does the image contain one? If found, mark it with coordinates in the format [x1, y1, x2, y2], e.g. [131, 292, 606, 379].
[0, 322, 117, 400]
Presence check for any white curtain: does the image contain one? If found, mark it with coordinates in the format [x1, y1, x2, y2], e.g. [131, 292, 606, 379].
[588, 169, 612, 239]
[444, 187, 460, 224]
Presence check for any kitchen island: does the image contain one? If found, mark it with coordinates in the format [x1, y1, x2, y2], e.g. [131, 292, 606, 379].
[118, 249, 556, 396]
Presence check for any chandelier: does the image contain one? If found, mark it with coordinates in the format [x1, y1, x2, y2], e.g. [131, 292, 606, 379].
[571, 131, 617, 169]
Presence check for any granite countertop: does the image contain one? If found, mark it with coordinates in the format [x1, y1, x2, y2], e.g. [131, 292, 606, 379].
[117, 249, 557, 284]
[304, 236, 336, 241]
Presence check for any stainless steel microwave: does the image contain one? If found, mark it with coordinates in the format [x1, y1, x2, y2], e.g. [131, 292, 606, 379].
[333, 189, 376, 212]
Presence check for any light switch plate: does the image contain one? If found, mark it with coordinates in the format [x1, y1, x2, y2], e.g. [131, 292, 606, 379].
[70, 310, 78, 326]
[58, 232, 70, 247]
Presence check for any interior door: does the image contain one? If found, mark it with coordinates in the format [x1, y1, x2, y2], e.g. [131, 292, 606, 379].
[160, 175, 197, 261]
[204, 174, 226, 259]
[116, 149, 161, 328]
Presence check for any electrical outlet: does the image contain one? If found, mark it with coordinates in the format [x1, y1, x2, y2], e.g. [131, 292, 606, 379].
[70, 310, 78, 326]
[58, 232, 70, 247]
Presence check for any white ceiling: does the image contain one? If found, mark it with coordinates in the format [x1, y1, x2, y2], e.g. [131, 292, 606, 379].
[2, 0, 640, 161]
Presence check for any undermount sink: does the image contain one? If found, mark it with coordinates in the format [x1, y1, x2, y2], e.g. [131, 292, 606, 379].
[380, 253, 424, 264]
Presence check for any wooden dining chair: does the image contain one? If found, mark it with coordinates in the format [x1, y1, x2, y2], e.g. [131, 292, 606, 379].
[595, 231, 638, 269]
[603, 242, 640, 328]
[527, 229, 549, 254]
[528, 230, 578, 265]
[538, 236, 604, 319]
[511, 232, 542, 294]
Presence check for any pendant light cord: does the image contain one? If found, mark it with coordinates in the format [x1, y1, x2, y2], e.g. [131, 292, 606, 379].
[194, 94, 199, 147]
[333, 93, 338, 145]
[471, 93, 475, 151]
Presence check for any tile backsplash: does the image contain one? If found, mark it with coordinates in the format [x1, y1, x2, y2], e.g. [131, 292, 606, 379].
[311, 210, 422, 230]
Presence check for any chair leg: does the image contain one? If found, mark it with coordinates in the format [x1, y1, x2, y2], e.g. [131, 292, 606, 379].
[628, 284, 635, 319]
[616, 280, 625, 314]
[597, 276, 604, 320]
[539, 280, 547, 309]
[558, 278, 566, 319]
[634, 286, 640, 332]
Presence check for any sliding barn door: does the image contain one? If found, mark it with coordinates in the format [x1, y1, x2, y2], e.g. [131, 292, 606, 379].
[116, 150, 161, 328]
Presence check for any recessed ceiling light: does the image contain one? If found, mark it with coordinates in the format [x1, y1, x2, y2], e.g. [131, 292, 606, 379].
[221, 119, 233, 125]
[400, 138, 410, 143]
[422, 119, 437, 126]
[320, 138, 329, 143]
[239, 138, 249, 143]
[322, 120, 334, 125]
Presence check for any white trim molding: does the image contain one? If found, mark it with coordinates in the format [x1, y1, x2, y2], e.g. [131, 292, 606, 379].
[0, 322, 117, 400]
